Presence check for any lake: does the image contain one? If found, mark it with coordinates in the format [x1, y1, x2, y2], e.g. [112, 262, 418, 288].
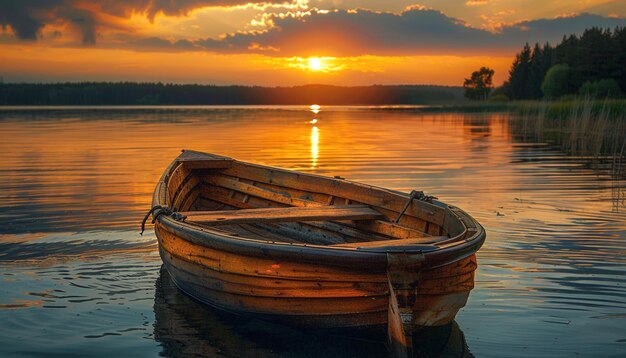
[1, 106, 625, 357]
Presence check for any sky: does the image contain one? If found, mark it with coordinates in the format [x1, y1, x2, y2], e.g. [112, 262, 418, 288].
[0, 0, 625, 86]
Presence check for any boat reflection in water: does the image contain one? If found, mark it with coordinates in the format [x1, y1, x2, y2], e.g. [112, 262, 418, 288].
[153, 267, 474, 357]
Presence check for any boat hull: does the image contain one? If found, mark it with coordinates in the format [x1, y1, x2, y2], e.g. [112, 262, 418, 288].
[156, 222, 477, 329]
[150, 149, 485, 353]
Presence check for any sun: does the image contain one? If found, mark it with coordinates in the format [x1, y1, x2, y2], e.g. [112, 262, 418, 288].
[308, 57, 322, 71]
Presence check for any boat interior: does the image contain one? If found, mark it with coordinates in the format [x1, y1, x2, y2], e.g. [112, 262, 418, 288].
[164, 151, 471, 249]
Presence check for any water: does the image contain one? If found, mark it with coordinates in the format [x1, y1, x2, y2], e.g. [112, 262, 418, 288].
[1, 106, 625, 357]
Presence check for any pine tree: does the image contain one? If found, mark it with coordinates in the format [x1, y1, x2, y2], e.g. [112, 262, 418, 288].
[613, 27, 626, 91]
[504, 27, 626, 99]
[507, 43, 532, 99]
[529, 43, 546, 99]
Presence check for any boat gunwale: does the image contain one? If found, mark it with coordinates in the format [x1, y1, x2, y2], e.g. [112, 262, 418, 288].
[152, 153, 486, 270]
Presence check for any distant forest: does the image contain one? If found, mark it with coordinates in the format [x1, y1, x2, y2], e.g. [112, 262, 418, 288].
[0, 83, 464, 105]
[500, 27, 626, 100]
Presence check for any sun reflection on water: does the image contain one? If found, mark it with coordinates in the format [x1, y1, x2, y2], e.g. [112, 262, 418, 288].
[309, 104, 320, 115]
[310, 125, 319, 169]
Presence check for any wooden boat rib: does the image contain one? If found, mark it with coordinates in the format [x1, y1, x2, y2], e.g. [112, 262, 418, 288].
[149, 150, 486, 356]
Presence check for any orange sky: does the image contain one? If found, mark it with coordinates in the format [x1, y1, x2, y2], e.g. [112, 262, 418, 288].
[0, 1, 624, 86]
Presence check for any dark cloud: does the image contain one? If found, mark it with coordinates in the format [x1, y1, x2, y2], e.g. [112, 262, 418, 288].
[56, 6, 97, 45]
[130, 37, 197, 51]
[0, 0, 280, 44]
[218, 8, 495, 56]
[500, 13, 626, 44]
[95, 0, 275, 20]
[0, 0, 63, 40]
[203, 9, 626, 56]
[195, 37, 232, 50]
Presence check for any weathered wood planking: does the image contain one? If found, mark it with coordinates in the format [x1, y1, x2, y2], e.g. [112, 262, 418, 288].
[253, 179, 334, 206]
[220, 162, 448, 225]
[181, 205, 384, 225]
[166, 163, 191, 207]
[200, 179, 434, 241]
[157, 222, 476, 329]
[207, 173, 438, 235]
[332, 236, 449, 248]
[164, 249, 388, 298]
[204, 175, 323, 208]
[175, 179, 201, 211]
[151, 150, 486, 342]
[159, 224, 475, 322]
[166, 256, 389, 328]
[177, 150, 234, 170]
[173, 274, 389, 314]
[203, 173, 436, 237]
[157, 225, 385, 282]
[198, 189, 391, 243]
[239, 222, 346, 245]
[157, 224, 475, 291]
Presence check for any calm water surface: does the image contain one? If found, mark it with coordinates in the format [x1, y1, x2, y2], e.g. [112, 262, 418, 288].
[0, 106, 625, 357]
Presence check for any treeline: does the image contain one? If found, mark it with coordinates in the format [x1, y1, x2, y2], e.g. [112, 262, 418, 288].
[0, 83, 463, 105]
[500, 26, 626, 100]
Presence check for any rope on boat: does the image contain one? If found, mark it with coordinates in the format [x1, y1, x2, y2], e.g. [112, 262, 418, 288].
[140, 205, 187, 236]
[394, 190, 437, 223]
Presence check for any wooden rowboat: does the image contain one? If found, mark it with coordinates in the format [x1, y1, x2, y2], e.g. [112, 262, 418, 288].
[147, 150, 486, 356]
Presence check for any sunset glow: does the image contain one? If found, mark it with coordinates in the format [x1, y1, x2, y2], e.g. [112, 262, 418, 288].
[0, 45, 514, 85]
[308, 57, 323, 71]
[0, 1, 623, 85]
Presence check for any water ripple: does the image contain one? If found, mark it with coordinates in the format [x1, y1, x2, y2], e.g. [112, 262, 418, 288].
[1, 107, 625, 357]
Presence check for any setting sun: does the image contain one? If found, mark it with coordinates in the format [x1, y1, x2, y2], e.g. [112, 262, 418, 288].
[308, 57, 322, 71]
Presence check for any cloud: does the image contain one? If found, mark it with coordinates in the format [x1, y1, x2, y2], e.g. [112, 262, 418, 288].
[130, 37, 197, 51]
[0, 0, 282, 44]
[194, 8, 626, 56]
[466, 1, 488, 6]
[0, 0, 63, 40]
[211, 8, 493, 56]
[56, 6, 97, 45]
[1, 1, 625, 56]
[95, 0, 279, 20]
[499, 13, 626, 43]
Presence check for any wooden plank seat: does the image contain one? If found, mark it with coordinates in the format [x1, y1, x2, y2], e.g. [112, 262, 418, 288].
[201, 175, 433, 240]
[331, 236, 448, 251]
[181, 205, 385, 226]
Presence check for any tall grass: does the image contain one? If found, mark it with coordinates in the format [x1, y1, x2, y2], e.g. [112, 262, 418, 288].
[510, 98, 626, 206]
